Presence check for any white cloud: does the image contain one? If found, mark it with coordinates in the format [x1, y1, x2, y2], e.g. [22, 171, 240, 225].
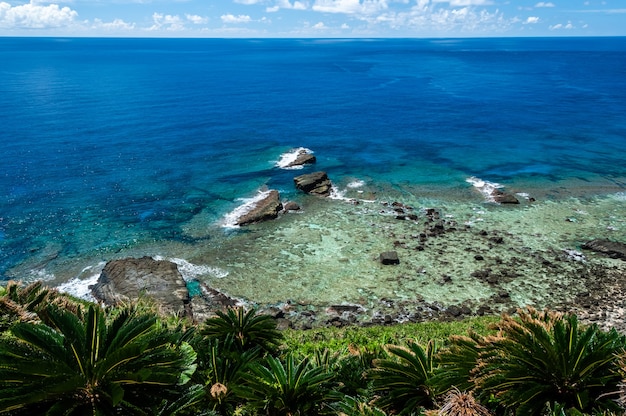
[185, 14, 208, 24]
[221, 14, 252, 23]
[148, 12, 185, 31]
[535, 2, 555, 7]
[433, 0, 493, 5]
[524, 16, 539, 24]
[549, 20, 573, 30]
[234, 0, 263, 4]
[312, 0, 389, 15]
[92, 18, 135, 31]
[312, 21, 326, 28]
[0, 0, 77, 29]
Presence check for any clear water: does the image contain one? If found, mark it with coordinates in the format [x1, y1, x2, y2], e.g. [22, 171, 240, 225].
[1, 37, 625, 312]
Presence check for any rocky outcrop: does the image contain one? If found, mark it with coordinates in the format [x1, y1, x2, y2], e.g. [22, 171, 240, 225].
[294, 171, 332, 196]
[491, 189, 520, 204]
[90, 257, 191, 318]
[236, 190, 283, 226]
[286, 149, 316, 168]
[582, 239, 626, 260]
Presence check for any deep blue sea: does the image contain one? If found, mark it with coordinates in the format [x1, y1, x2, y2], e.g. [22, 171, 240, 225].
[1, 37, 625, 305]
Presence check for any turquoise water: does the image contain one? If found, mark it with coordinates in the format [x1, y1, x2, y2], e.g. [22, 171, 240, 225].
[1, 37, 625, 312]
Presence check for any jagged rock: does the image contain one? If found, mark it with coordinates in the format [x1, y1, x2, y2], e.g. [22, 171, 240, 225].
[380, 251, 400, 265]
[582, 239, 626, 260]
[491, 189, 520, 204]
[286, 150, 316, 168]
[236, 190, 283, 226]
[189, 282, 242, 322]
[91, 257, 191, 318]
[282, 201, 301, 211]
[294, 171, 332, 196]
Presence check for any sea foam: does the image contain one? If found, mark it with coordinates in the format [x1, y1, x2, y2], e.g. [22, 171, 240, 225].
[466, 176, 503, 202]
[275, 147, 314, 170]
[56, 263, 106, 301]
[221, 189, 274, 228]
[155, 256, 229, 280]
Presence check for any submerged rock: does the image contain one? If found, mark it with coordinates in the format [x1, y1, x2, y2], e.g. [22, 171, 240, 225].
[91, 257, 191, 318]
[294, 171, 332, 196]
[582, 239, 626, 260]
[491, 189, 520, 204]
[236, 190, 283, 226]
[379, 251, 400, 265]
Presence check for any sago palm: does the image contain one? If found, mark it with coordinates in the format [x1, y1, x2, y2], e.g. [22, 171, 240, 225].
[238, 353, 338, 415]
[369, 339, 439, 414]
[0, 303, 197, 415]
[190, 334, 260, 414]
[200, 306, 283, 354]
[475, 307, 625, 415]
[0, 280, 80, 330]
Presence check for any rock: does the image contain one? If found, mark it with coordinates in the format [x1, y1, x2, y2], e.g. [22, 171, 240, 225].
[379, 251, 400, 265]
[582, 239, 626, 260]
[286, 150, 316, 168]
[236, 190, 283, 226]
[294, 171, 332, 196]
[282, 201, 301, 211]
[491, 189, 520, 204]
[91, 257, 191, 318]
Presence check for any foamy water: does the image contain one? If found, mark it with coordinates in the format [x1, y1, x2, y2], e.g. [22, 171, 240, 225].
[275, 147, 314, 170]
[466, 176, 504, 202]
[221, 189, 276, 228]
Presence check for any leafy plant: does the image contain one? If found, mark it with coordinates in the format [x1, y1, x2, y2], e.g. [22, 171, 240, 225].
[438, 387, 491, 416]
[200, 307, 283, 354]
[432, 332, 483, 393]
[238, 353, 339, 415]
[475, 307, 625, 415]
[0, 303, 197, 415]
[332, 395, 387, 416]
[0, 280, 81, 330]
[369, 340, 439, 414]
[190, 334, 261, 414]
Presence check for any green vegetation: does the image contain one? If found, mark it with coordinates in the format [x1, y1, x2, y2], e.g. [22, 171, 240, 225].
[1, 281, 626, 416]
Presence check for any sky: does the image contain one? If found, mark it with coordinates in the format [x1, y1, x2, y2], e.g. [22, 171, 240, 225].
[0, 0, 624, 38]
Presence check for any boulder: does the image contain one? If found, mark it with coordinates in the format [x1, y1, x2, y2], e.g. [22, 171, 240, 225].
[491, 189, 520, 204]
[380, 251, 400, 265]
[282, 201, 301, 211]
[294, 171, 332, 196]
[582, 239, 626, 260]
[286, 150, 316, 168]
[236, 190, 283, 226]
[90, 257, 191, 318]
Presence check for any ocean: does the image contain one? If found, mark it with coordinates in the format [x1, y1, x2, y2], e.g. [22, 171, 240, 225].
[1, 37, 625, 317]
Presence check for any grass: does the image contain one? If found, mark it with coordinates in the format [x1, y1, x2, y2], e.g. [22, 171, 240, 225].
[281, 315, 500, 356]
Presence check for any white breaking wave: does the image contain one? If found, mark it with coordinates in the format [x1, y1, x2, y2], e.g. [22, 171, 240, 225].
[466, 176, 503, 202]
[275, 147, 314, 170]
[57, 273, 99, 302]
[221, 189, 274, 228]
[56, 263, 106, 302]
[346, 179, 365, 189]
[165, 257, 229, 280]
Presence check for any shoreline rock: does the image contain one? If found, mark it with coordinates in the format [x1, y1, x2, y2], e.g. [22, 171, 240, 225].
[294, 171, 332, 196]
[285, 149, 316, 168]
[235, 190, 283, 226]
[90, 256, 192, 319]
[582, 239, 626, 260]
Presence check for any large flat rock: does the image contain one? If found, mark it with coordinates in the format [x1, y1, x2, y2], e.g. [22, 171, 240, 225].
[582, 239, 626, 260]
[91, 257, 192, 318]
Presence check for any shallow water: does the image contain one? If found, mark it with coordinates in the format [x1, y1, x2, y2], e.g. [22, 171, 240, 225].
[1, 37, 625, 314]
